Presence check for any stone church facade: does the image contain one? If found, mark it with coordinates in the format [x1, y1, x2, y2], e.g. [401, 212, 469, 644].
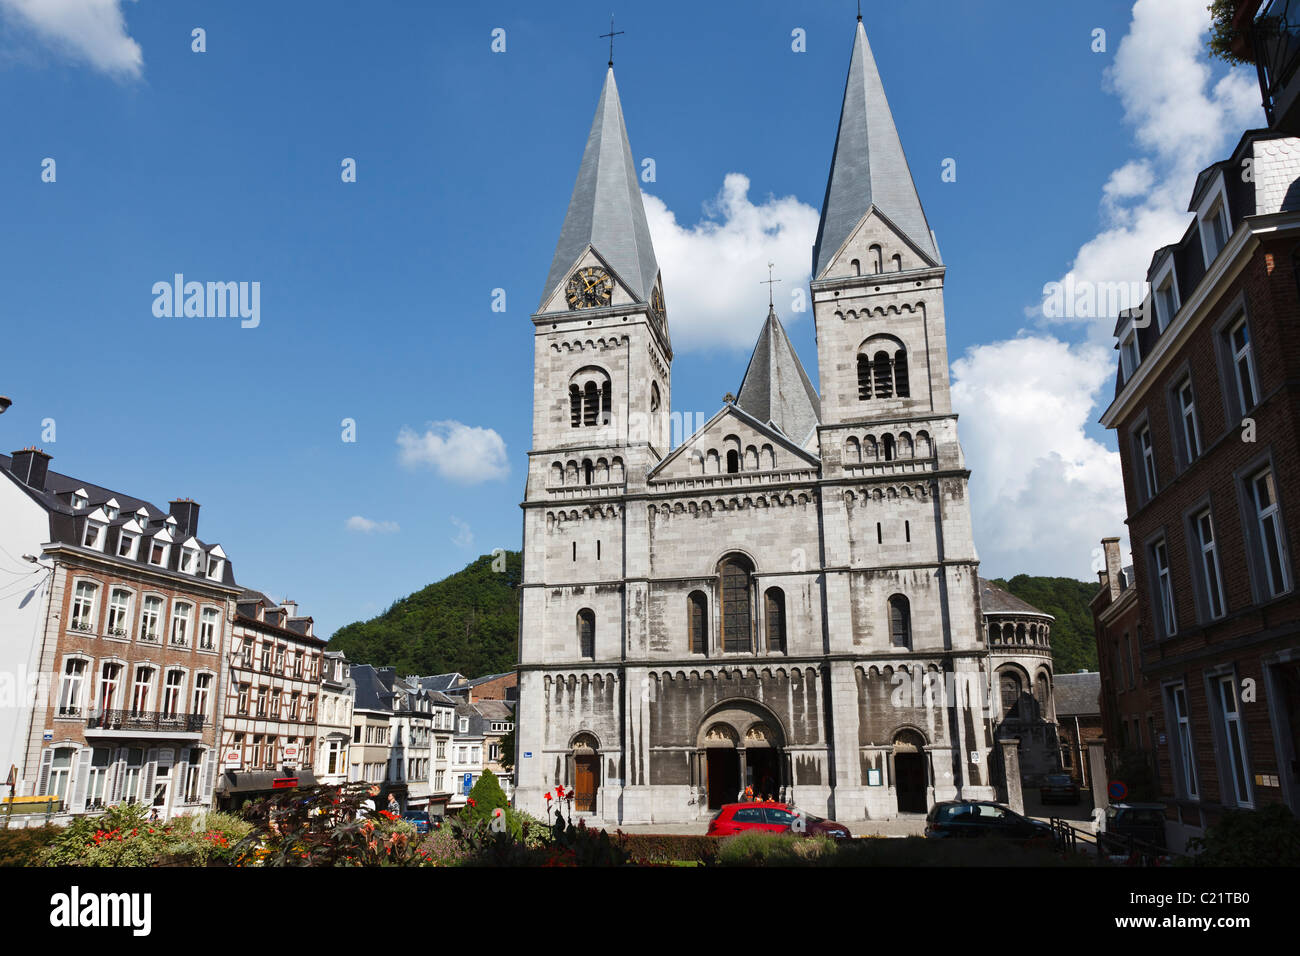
[515, 20, 1001, 823]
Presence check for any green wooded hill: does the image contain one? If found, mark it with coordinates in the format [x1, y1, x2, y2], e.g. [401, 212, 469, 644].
[328, 553, 1100, 679]
[327, 551, 521, 676]
[988, 574, 1100, 675]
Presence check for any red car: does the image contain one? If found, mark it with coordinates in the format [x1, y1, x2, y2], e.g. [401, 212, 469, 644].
[707, 801, 852, 840]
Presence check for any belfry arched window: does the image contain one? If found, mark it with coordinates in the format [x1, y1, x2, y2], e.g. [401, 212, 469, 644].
[857, 335, 910, 403]
[889, 594, 911, 648]
[719, 554, 754, 653]
[569, 367, 612, 428]
[689, 590, 708, 655]
[577, 609, 595, 659]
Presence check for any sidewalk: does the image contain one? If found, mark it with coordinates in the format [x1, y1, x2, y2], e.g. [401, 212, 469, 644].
[573, 815, 929, 838]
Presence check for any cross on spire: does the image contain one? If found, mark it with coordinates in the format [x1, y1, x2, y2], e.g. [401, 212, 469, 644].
[600, 16, 624, 67]
[760, 261, 782, 308]
[857, 0, 862, 22]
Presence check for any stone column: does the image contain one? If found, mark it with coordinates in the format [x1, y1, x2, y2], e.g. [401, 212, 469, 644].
[999, 737, 1023, 815]
[1087, 738, 1109, 812]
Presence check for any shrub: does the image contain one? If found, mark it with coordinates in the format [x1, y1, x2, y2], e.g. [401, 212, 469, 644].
[623, 834, 720, 865]
[44, 803, 174, 867]
[717, 831, 836, 866]
[0, 825, 62, 867]
[461, 770, 509, 826]
[1183, 804, 1300, 867]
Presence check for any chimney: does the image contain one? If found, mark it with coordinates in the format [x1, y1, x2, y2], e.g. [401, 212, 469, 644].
[168, 498, 200, 537]
[9, 447, 50, 490]
[1102, 536, 1123, 600]
[280, 600, 298, 618]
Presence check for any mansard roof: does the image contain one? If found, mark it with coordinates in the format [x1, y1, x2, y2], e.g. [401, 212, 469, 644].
[812, 19, 938, 279]
[735, 304, 821, 446]
[539, 67, 660, 310]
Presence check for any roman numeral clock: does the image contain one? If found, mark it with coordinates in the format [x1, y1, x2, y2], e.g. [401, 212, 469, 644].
[566, 266, 613, 309]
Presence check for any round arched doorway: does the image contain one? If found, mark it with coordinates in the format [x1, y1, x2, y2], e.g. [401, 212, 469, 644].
[694, 701, 787, 810]
[570, 733, 600, 814]
[892, 728, 929, 814]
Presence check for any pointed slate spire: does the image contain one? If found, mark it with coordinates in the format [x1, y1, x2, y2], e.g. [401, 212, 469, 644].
[736, 304, 821, 444]
[812, 20, 938, 279]
[540, 68, 660, 310]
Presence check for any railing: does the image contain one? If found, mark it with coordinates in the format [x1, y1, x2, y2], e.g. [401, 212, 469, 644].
[86, 710, 206, 733]
[1049, 817, 1181, 866]
[1256, 0, 1300, 125]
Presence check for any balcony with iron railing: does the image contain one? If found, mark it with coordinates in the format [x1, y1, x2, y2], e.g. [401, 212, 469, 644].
[85, 709, 206, 736]
[1256, 0, 1300, 130]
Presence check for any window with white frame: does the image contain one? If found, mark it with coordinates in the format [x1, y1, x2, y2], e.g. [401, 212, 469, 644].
[1120, 331, 1140, 379]
[1171, 684, 1198, 799]
[199, 607, 219, 650]
[1215, 675, 1252, 807]
[162, 670, 185, 717]
[97, 661, 122, 712]
[57, 658, 87, 716]
[48, 748, 75, 804]
[1177, 378, 1202, 462]
[71, 490, 88, 510]
[139, 595, 163, 642]
[118, 530, 138, 559]
[130, 666, 154, 713]
[191, 673, 212, 716]
[83, 520, 105, 550]
[121, 748, 144, 803]
[1200, 196, 1231, 264]
[1194, 509, 1227, 619]
[459, 717, 468, 734]
[170, 602, 193, 646]
[184, 752, 203, 803]
[85, 747, 111, 810]
[1251, 468, 1291, 597]
[1153, 539, 1177, 637]
[1226, 316, 1259, 414]
[106, 588, 132, 637]
[104, 499, 119, 520]
[150, 540, 170, 567]
[1154, 271, 1178, 332]
[206, 554, 224, 580]
[180, 546, 199, 574]
[70, 581, 98, 632]
[1138, 426, 1158, 501]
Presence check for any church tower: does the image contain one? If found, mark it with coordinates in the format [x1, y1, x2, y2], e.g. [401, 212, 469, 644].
[515, 66, 670, 816]
[811, 18, 992, 817]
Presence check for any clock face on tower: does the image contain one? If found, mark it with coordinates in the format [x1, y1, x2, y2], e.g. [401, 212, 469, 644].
[650, 285, 665, 326]
[566, 266, 613, 310]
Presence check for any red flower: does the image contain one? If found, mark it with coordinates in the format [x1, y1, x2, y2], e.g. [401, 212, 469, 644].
[467, 798, 476, 807]
[545, 792, 553, 801]
[378, 810, 397, 821]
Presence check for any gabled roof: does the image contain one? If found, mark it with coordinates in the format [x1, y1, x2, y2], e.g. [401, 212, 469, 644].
[646, 401, 822, 481]
[812, 19, 938, 279]
[539, 67, 660, 309]
[735, 304, 821, 445]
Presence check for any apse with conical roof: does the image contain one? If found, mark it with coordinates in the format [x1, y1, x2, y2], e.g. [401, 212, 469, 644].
[539, 67, 661, 311]
[812, 18, 938, 279]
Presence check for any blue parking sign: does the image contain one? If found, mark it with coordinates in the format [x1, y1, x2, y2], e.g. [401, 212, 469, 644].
[462, 773, 473, 795]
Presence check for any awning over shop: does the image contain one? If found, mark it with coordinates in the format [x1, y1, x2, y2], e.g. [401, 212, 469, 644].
[216, 770, 320, 795]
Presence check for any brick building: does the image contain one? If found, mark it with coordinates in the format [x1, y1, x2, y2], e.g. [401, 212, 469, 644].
[0, 449, 239, 820]
[1098, 126, 1300, 850]
[1053, 673, 1103, 790]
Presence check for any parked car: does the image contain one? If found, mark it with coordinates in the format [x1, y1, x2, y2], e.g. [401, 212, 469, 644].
[707, 801, 852, 840]
[402, 810, 431, 834]
[1039, 773, 1081, 805]
[1102, 803, 1166, 851]
[924, 800, 1055, 845]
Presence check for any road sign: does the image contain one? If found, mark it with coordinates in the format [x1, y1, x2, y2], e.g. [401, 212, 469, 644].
[462, 773, 472, 795]
[1108, 780, 1128, 801]
[523, 752, 532, 758]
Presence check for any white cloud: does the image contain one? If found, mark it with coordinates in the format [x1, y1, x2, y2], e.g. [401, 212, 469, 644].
[969, 0, 1260, 578]
[644, 173, 820, 351]
[346, 515, 399, 534]
[397, 420, 509, 483]
[450, 516, 473, 548]
[0, 0, 143, 78]
[952, 337, 1127, 578]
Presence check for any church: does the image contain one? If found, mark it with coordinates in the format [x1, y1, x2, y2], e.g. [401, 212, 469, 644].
[514, 18, 1000, 824]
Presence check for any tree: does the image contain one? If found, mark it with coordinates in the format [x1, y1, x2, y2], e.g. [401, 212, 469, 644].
[1207, 0, 1253, 65]
[463, 769, 509, 825]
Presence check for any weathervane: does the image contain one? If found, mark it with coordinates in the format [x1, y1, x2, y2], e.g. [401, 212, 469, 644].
[600, 15, 625, 67]
[760, 261, 782, 308]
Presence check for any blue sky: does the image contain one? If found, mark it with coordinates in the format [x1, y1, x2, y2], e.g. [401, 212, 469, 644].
[0, 1, 1261, 635]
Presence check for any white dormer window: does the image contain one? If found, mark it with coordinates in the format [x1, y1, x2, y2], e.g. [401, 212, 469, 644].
[1120, 330, 1140, 379]
[206, 546, 226, 581]
[180, 546, 200, 574]
[1197, 178, 1233, 267]
[83, 521, 105, 550]
[118, 531, 137, 559]
[135, 508, 150, 529]
[150, 540, 171, 567]
[104, 498, 120, 521]
[72, 489, 88, 511]
[1152, 260, 1179, 333]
